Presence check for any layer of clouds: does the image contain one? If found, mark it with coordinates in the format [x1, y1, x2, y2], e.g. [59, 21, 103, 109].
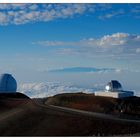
[18, 82, 100, 98]
[0, 4, 94, 25]
[0, 4, 139, 25]
[36, 33, 140, 55]
[18, 81, 140, 98]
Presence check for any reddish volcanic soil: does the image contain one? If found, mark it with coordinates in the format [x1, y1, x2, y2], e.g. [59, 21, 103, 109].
[0, 92, 140, 136]
[45, 93, 140, 115]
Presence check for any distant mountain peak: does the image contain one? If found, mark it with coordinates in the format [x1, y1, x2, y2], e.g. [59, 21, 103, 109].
[48, 67, 114, 73]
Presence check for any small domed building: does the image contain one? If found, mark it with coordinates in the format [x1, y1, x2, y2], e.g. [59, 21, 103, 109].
[0, 73, 17, 93]
[105, 80, 122, 92]
[0, 73, 30, 108]
[95, 80, 134, 98]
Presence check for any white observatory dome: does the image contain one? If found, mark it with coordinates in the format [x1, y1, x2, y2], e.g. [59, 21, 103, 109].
[0, 73, 17, 93]
[105, 80, 122, 92]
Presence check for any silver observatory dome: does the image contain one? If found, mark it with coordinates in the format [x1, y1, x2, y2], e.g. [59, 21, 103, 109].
[105, 80, 122, 92]
[0, 73, 17, 93]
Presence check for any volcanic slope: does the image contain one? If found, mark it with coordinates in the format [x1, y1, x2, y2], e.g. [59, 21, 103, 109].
[45, 92, 140, 116]
[0, 92, 140, 136]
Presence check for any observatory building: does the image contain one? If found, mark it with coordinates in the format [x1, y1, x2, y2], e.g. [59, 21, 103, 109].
[0, 73, 17, 93]
[95, 80, 134, 98]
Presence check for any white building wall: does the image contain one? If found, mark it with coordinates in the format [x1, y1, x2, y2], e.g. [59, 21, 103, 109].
[95, 91, 134, 98]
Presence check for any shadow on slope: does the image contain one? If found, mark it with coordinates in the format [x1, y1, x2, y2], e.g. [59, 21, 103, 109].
[0, 92, 31, 111]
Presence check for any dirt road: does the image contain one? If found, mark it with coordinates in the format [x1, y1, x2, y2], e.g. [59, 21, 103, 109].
[33, 99, 140, 124]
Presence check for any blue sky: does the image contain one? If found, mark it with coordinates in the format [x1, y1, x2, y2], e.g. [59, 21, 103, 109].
[0, 3, 140, 93]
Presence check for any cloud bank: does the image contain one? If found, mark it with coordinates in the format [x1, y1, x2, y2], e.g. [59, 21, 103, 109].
[18, 82, 98, 98]
[36, 33, 140, 55]
[18, 81, 140, 98]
